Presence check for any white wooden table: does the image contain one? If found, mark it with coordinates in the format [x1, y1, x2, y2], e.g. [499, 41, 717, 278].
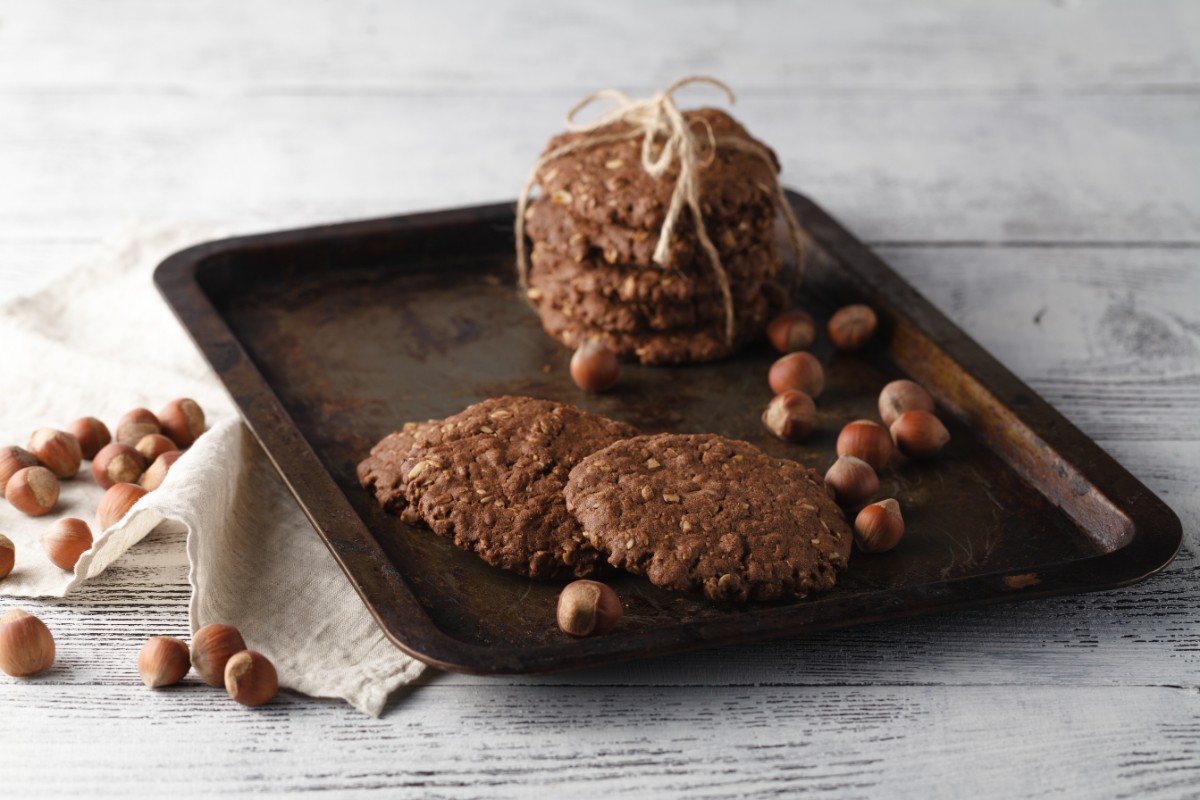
[2, 2, 1198, 796]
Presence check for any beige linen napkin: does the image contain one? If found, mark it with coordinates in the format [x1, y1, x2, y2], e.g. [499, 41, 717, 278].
[0, 225, 425, 714]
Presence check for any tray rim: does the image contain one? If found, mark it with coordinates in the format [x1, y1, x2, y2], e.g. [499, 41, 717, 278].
[153, 193, 1183, 675]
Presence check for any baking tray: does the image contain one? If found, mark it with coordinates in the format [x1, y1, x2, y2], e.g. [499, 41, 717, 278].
[154, 193, 1181, 674]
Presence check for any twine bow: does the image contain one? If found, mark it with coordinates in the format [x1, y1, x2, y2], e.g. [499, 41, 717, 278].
[515, 76, 805, 346]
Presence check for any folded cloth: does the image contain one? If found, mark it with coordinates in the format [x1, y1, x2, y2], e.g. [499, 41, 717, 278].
[0, 225, 425, 714]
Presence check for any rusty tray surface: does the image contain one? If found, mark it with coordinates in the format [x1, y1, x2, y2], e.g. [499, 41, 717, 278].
[154, 193, 1181, 674]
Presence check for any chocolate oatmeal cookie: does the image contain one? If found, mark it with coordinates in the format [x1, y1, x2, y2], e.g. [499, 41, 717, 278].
[535, 108, 781, 231]
[524, 193, 779, 271]
[356, 419, 438, 515]
[364, 396, 638, 580]
[564, 433, 852, 602]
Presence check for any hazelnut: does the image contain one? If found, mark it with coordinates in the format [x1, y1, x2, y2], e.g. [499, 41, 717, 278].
[158, 399, 205, 448]
[0, 608, 55, 677]
[0, 534, 14, 580]
[557, 580, 622, 637]
[0, 446, 40, 498]
[767, 310, 817, 353]
[140, 450, 183, 492]
[890, 410, 950, 459]
[27, 428, 82, 479]
[92, 443, 146, 489]
[836, 420, 894, 469]
[768, 352, 825, 397]
[6, 466, 59, 517]
[41, 518, 93, 572]
[115, 408, 161, 447]
[828, 304, 877, 351]
[762, 391, 818, 442]
[65, 417, 111, 460]
[854, 499, 905, 553]
[191, 623, 247, 686]
[824, 455, 879, 507]
[135, 433, 177, 463]
[225, 650, 278, 706]
[570, 340, 619, 392]
[138, 636, 190, 688]
[95, 482, 147, 530]
[878, 379, 934, 428]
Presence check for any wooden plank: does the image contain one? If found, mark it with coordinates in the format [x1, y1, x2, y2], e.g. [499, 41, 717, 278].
[0, 0, 1196, 93]
[0, 92, 1196, 244]
[1, 682, 1198, 798]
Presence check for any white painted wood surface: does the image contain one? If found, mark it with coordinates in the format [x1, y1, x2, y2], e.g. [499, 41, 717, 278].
[1, 1, 1198, 797]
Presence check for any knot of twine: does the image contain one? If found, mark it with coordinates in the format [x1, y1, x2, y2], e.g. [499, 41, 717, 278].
[515, 76, 806, 346]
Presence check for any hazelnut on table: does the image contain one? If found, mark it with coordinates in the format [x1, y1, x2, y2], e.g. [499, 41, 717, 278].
[138, 636, 191, 688]
[225, 650, 278, 706]
[0, 609, 55, 677]
[191, 623, 247, 687]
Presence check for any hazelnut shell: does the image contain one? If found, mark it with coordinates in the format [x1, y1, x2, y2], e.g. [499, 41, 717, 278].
[891, 410, 950, 459]
[878, 379, 935, 428]
[191, 623, 247, 687]
[66, 417, 112, 460]
[828, 304, 878, 351]
[158, 399, 205, 448]
[27, 429, 82, 479]
[854, 499, 905, 553]
[767, 352, 825, 397]
[135, 433, 178, 463]
[0, 534, 14, 580]
[836, 420, 894, 469]
[762, 391, 818, 442]
[824, 456, 879, 507]
[92, 443, 146, 490]
[115, 408, 161, 447]
[570, 341, 619, 392]
[138, 636, 191, 688]
[225, 650, 278, 706]
[6, 466, 59, 517]
[557, 580, 622, 637]
[95, 482, 148, 530]
[140, 450, 184, 492]
[0, 608, 56, 677]
[41, 518, 93, 572]
[767, 310, 817, 354]
[0, 446, 40, 498]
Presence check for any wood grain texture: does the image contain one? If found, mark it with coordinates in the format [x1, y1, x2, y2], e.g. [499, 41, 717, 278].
[1, 0, 1198, 797]
[0, 92, 1196, 249]
[1, 0, 1197, 93]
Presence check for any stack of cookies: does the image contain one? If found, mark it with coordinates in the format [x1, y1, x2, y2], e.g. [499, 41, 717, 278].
[522, 107, 790, 365]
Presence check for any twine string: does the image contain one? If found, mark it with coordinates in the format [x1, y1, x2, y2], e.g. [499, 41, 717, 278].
[514, 76, 805, 346]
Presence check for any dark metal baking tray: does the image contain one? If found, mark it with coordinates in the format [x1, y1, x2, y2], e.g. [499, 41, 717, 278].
[153, 193, 1181, 674]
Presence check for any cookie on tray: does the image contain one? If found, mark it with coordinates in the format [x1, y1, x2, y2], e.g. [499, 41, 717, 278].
[524, 193, 779, 272]
[360, 396, 638, 580]
[564, 433, 852, 603]
[357, 419, 439, 516]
